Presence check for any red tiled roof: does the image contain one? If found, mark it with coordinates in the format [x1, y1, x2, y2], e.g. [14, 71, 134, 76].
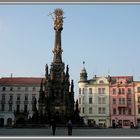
[0, 77, 43, 85]
[111, 76, 133, 78]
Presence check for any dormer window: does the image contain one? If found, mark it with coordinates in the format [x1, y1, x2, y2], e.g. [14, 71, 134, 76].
[99, 80, 104, 84]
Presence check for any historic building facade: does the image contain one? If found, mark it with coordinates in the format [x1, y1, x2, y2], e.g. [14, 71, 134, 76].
[78, 65, 110, 127]
[0, 77, 41, 126]
[109, 76, 136, 128]
[134, 81, 140, 127]
[38, 9, 74, 124]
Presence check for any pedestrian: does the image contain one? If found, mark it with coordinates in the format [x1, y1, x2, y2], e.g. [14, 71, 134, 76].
[67, 120, 72, 136]
[50, 119, 56, 136]
[112, 120, 116, 128]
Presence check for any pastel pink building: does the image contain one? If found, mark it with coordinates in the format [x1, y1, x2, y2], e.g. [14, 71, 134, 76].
[109, 76, 136, 128]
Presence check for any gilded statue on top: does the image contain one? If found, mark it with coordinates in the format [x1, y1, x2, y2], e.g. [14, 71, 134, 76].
[54, 8, 64, 31]
[48, 8, 64, 31]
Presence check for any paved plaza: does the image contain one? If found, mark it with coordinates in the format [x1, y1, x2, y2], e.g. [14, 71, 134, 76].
[0, 128, 140, 137]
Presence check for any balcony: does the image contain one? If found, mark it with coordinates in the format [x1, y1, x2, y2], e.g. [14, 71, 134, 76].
[138, 101, 140, 104]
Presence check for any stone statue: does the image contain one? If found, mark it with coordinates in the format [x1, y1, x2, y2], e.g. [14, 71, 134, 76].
[66, 65, 69, 75]
[45, 64, 48, 77]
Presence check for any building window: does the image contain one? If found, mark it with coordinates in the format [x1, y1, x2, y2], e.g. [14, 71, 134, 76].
[123, 108, 125, 115]
[113, 98, 116, 104]
[89, 107, 92, 114]
[79, 98, 81, 104]
[1, 104, 5, 111]
[25, 95, 28, 101]
[102, 97, 106, 104]
[138, 96, 140, 103]
[137, 87, 140, 93]
[79, 107, 81, 113]
[17, 95, 20, 101]
[98, 107, 106, 114]
[113, 88, 116, 94]
[119, 98, 125, 105]
[119, 108, 121, 115]
[17, 87, 21, 91]
[122, 88, 125, 94]
[123, 120, 130, 126]
[103, 108, 106, 114]
[89, 88, 92, 94]
[122, 98, 125, 105]
[98, 88, 105, 95]
[98, 97, 101, 104]
[99, 97, 106, 104]
[2, 87, 6, 91]
[89, 98, 92, 104]
[24, 105, 27, 112]
[99, 80, 104, 84]
[128, 108, 131, 115]
[119, 98, 121, 104]
[2, 94, 5, 101]
[98, 88, 101, 94]
[10, 87, 13, 91]
[83, 97, 84, 103]
[9, 95, 13, 101]
[118, 88, 125, 94]
[82, 88, 85, 94]
[79, 88, 81, 94]
[113, 108, 116, 115]
[25, 87, 28, 91]
[32, 95, 35, 100]
[8, 95, 13, 104]
[25, 87, 29, 91]
[98, 107, 101, 114]
[82, 107, 84, 113]
[128, 88, 131, 94]
[102, 88, 105, 94]
[138, 108, 140, 114]
[9, 104, 12, 111]
[32, 87, 36, 91]
[118, 88, 121, 94]
[127, 98, 131, 105]
[17, 105, 20, 112]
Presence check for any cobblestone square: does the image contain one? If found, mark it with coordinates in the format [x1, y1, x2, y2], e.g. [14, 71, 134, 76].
[0, 128, 140, 137]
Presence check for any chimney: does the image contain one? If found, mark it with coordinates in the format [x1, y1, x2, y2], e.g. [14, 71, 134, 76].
[11, 73, 13, 78]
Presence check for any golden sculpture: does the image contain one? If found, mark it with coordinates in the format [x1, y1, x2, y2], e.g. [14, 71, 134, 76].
[48, 8, 64, 31]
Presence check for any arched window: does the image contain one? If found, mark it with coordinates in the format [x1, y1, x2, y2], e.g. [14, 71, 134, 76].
[99, 80, 104, 84]
[0, 118, 4, 127]
[7, 118, 12, 126]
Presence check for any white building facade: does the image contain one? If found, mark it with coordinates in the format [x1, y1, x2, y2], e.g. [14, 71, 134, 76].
[0, 77, 42, 126]
[78, 66, 110, 127]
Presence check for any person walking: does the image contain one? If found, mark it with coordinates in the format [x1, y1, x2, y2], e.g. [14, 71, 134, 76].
[50, 119, 56, 136]
[67, 120, 73, 136]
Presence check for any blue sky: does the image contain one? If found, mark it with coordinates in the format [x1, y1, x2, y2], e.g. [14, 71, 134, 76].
[0, 5, 140, 99]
